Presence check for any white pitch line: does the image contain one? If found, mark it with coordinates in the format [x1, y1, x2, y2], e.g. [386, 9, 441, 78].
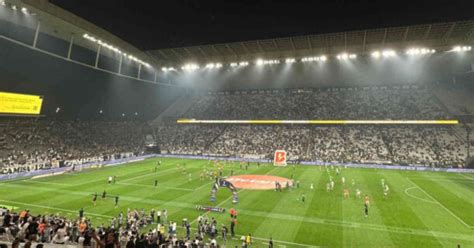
[459, 173, 474, 180]
[1, 196, 473, 242]
[406, 177, 473, 229]
[0, 199, 113, 218]
[120, 167, 178, 183]
[25, 180, 73, 187]
[404, 187, 437, 204]
[117, 182, 194, 191]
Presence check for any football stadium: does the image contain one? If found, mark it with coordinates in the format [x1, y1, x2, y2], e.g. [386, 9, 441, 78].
[0, 0, 473, 247]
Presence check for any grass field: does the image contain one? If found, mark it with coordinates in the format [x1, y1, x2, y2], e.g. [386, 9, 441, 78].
[0, 157, 473, 247]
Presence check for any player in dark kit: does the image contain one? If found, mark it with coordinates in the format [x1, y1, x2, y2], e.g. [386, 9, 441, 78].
[154, 179, 158, 187]
[92, 193, 97, 206]
[79, 208, 84, 218]
[102, 190, 107, 199]
[364, 202, 369, 217]
[115, 196, 119, 208]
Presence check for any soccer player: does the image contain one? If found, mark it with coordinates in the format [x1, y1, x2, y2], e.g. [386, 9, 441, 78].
[102, 190, 107, 199]
[336, 168, 340, 175]
[154, 179, 158, 187]
[381, 178, 385, 188]
[330, 180, 335, 191]
[364, 202, 369, 217]
[356, 189, 361, 199]
[301, 194, 305, 203]
[343, 188, 349, 199]
[310, 183, 314, 190]
[79, 208, 84, 218]
[364, 195, 370, 207]
[108, 176, 113, 184]
[383, 184, 390, 199]
[341, 176, 346, 185]
[113, 176, 117, 184]
[92, 192, 97, 206]
[115, 196, 119, 208]
[326, 182, 330, 192]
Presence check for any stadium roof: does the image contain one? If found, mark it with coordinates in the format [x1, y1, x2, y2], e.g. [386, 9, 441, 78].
[8, 0, 159, 66]
[147, 20, 474, 66]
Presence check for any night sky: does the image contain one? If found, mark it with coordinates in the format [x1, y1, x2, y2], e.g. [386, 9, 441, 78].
[50, 0, 473, 51]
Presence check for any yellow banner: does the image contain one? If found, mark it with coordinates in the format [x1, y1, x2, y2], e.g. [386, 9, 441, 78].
[0, 92, 43, 115]
[177, 119, 459, 125]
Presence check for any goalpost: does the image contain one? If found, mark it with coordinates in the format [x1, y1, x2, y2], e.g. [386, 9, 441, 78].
[273, 150, 287, 166]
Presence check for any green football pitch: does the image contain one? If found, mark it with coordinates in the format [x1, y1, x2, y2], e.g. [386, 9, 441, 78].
[0, 158, 473, 247]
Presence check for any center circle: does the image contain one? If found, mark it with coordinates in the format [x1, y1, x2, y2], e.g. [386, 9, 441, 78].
[225, 175, 292, 190]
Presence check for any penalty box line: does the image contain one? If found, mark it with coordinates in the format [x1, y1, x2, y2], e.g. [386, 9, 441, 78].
[406, 177, 473, 229]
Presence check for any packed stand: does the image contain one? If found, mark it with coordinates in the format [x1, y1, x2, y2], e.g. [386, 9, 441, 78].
[0, 119, 150, 174]
[0, 207, 247, 248]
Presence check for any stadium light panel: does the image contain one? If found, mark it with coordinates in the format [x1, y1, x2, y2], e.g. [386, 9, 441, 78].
[337, 53, 356, 60]
[371, 51, 381, 58]
[181, 63, 199, 71]
[0, 1, 5, 6]
[285, 58, 296, 63]
[453, 46, 472, 52]
[239, 61, 249, 66]
[256, 59, 264, 66]
[406, 47, 435, 55]
[230, 62, 238, 67]
[205, 63, 215, 69]
[21, 7, 27, 13]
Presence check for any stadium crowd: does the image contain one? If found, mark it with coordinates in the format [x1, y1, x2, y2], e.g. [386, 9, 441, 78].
[0, 120, 149, 174]
[158, 86, 467, 167]
[0, 86, 470, 175]
[0, 207, 245, 248]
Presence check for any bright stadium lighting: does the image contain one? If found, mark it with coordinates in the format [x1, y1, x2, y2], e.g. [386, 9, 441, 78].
[11, 5, 16, 10]
[302, 56, 326, 62]
[337, 53, 356, 60]
[0, 1, 5, 6]
[21, 7, 27, 13]
[215, 63, 223, 68]
[82, 33, 152, 68]
[406, 47, 435, 55]
[239, 61, 249, 66]
[371, 51, 381, 58]
[452, 45, 472, 52]
[382, 50, 396, 57]
[205, 63, 215, 69]
[181, 63, 199, 71]
[230, 62, 238, 67]
[373, 50, 396, 58]
[285, 58, 296, 63]
[256, 59, 264, 66]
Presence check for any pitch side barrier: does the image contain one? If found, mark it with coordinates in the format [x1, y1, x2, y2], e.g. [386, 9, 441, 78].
[155, 154, 474, 173]
[0, 154, 157, 181]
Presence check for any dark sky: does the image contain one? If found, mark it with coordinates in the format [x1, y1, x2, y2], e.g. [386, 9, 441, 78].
[50, 0, 473, 51]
